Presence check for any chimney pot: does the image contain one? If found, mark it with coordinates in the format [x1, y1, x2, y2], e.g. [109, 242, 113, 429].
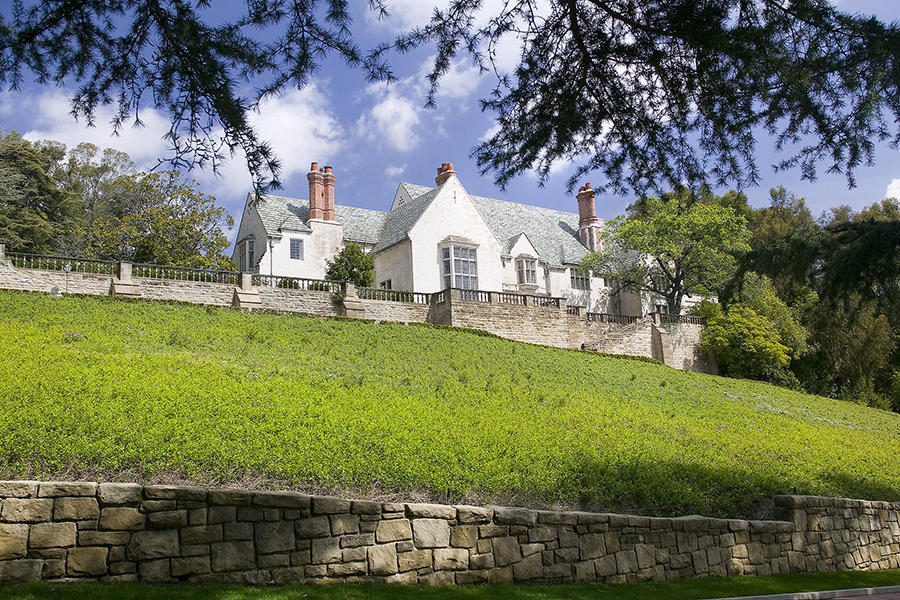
[310, 161, 318, 172]
[435, 161, 457, 186]
[324, 165, 333, 174]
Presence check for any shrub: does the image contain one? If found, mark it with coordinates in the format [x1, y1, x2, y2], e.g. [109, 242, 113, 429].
[702, 305, 791, 381]
[325, 242, 374, 288]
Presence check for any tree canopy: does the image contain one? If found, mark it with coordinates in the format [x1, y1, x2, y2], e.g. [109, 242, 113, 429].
[2, 1, 898, 193]
[325, 242, 375, 288]
[584, 187, 751, 314]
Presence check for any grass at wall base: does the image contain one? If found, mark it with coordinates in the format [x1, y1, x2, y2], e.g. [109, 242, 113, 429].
[3, 570, 900, 599]
[0, 289, 898, 518]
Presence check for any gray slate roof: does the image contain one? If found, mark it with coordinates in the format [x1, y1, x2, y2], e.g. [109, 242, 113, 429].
[252, 183, 594, 267]
[470, 194, 590, 268]
[371, 187, 441, 253]
[255, 194, 386, 244]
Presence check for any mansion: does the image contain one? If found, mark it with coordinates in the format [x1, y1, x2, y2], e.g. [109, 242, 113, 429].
[232, 162, 701, 316]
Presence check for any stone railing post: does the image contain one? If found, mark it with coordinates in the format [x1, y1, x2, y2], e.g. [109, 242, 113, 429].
[118, 261, 132, 283]
[558, 297, 567, 313]
[0, 243, 6, 261]
[449, 288, 462, 302]
[240, 272, 253, 291]
[344, 282, 356, 298]
[488, 291, 499, 303]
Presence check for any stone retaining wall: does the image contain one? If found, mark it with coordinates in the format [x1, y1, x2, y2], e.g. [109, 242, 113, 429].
[0, 481, 897, 585]
[0, 260, 714, 373]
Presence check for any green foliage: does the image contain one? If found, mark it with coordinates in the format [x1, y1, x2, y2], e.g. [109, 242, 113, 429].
[0, 132, 79, 253]
[325, 243, 374, 288]
[702, 306, 791, 383]
[2, 290, 899, 518]
[733, 273, 808, 360]
[4, 3, 900, 193]
[84, 171, 235, 270]
[585, 187, 750, 314]
[687, 299, 722, 320]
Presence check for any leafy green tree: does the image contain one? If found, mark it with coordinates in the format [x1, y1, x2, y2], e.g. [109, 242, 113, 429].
[701, 306, 792, 384]
[732, 272, 809, 360]
[85, 171, 235, 270]
[584, 187, 750, 314]
[51, 143, 136, 255]
[0, 132, 78, 253]
[325, 243, 374, 288]
[2, 2, 899, 193]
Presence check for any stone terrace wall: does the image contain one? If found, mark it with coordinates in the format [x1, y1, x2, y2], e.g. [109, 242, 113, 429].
[0, 259, 714, 373]
[0, 481, 897, 585]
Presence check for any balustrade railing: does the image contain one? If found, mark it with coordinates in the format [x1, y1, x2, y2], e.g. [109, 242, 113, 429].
[132, 263, 240, 285]
[530, 296, 561, 308]
[656, 313, 707, 325]
[459, 289, 490, 302]
[497, 292, 526, 305]
[251, 274, 343, 293]
[357, 287, 431, 304]
[566, 305, 582, 315]
[586, 313, 640, 325]
[8, 253, 117, 275]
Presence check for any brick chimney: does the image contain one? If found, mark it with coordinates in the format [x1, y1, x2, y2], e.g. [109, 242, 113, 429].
[307, 162, 337, 222]
[435, 162, 456, 186]
[576, 183, 601, 252]
[308, 162, 325, 220]
[322, 165, 336, 221]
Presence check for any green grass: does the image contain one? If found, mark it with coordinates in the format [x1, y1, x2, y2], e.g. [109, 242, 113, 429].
[2, 570, 899, 599]
[0, 290, 899, 517]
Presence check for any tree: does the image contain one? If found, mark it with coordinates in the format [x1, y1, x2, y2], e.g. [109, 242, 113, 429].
[701, 305, 792, 384]
[51, 142, 136, 255]
[584, 187, 751, 315]
[325, 243, 374, 288]
[2, 2, 899, 194]
[732, 272, 809, 361]
[0, 132, 78, 253]
[85, 171, 235, 270]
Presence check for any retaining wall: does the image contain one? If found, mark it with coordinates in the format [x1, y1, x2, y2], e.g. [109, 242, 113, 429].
[0, 260, 715, 373]
[0, 482, 897, 585]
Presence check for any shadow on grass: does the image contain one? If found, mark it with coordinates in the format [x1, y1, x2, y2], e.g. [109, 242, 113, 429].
[2, 571, 900, 600]
[560, 454, 900, 518]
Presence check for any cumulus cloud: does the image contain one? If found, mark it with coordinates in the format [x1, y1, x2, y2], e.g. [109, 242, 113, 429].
[887, 178, 900, 200]
[16, 84, 344, 205]
[357, 83, 422, 151]
[384, 164, 406, 178]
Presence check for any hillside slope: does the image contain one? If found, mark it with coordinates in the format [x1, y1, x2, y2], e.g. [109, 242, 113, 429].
[0, 290, 898, 518]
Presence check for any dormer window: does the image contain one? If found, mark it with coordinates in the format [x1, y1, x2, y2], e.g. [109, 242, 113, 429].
[516, 258, 537, 285]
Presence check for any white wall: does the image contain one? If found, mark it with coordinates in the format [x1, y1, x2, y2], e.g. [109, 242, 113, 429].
[406, 176, 504, 293]
[231, 197, 268, 272]
[373, 240, 414, 291]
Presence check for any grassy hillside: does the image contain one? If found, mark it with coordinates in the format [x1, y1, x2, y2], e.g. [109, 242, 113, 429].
[1, 289, 898, 518]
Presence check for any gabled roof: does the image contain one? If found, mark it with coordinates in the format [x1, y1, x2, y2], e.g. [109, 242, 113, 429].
[249, 182, 597, 267]
[254, 194, 386, 245]
[371, 186, 442, 253]
[469, 194, 592, 268]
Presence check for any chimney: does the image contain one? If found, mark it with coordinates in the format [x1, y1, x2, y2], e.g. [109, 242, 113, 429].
[576, 183, 600, 252]
[307, 162, 325, 221]
[322, 165, 336, 221]
[435, 162, 456, 186]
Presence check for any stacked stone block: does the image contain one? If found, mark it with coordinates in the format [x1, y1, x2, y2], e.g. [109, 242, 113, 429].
[1, 481, 898, 585]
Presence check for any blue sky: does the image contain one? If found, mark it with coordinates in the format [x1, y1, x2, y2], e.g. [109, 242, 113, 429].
[1, 0, 899, 240]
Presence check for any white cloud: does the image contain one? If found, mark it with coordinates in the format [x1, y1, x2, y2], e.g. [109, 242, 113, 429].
[479, 123, 501, 143]
[887, 178, 900, 200]
[16, 85, 345, 204]
[365, 0, 444, 32]
[357, 83, 422, 151]
[384, 164, 406, 178]
[22, 89, 171, 167]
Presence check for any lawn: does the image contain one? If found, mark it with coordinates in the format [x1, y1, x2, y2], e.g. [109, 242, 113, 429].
[0, 290, 898, 517]
[2, 570, 899, 599]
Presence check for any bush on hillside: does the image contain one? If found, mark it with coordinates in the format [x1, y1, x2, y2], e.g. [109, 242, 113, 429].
[702, 305, 795, 385]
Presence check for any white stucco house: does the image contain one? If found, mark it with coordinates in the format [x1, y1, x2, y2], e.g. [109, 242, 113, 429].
[232, 162, 701, 316]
